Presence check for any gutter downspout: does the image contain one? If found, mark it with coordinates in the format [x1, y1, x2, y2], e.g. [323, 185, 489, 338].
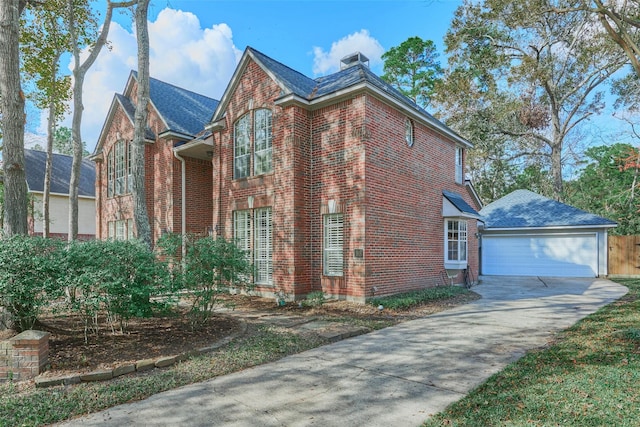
[173, 150, 187, 260]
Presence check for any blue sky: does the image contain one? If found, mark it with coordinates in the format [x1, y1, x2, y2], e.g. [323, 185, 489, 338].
[27, 0, 462, 150]
[25, 0, 628, 156]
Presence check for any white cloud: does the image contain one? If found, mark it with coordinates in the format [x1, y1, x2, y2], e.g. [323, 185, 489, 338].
[312, 29, 385, 75]
[53, 8, 241, 152]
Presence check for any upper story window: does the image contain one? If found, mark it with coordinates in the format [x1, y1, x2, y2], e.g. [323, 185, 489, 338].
[107, 140, 133, 197]
[233, 109, 273, 179]
[234, 114, 250, 179]
[405, 118, 414, 147]
[455, 146, 464, 184]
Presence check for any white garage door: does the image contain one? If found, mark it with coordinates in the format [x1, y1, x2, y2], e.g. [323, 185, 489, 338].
[482, 234, 598, 277]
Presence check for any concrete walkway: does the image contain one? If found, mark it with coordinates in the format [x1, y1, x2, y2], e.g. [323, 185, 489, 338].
[58, 277, 628, 427]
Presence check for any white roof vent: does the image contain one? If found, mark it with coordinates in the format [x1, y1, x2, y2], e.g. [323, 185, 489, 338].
[340, 52, 369, 70]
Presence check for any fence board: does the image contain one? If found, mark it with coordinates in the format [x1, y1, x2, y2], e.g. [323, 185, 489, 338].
[608, 235, 640, 276]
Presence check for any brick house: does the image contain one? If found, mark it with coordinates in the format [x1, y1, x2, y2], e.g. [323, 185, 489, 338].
[94, 48, 481, 302]
[92, 72, 219, 240]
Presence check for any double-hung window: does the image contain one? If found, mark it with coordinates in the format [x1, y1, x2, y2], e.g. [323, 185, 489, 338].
[107, 140, 132, 196]
[323, 213, 344, 276]
[234, 114, 250, 179]
[455, 146, 464, 184]
[254, 109, 273, 175]
[446, 220, 467, 263]
[233, 109, 273, 179]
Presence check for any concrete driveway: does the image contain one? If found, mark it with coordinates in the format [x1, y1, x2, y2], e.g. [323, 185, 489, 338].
[58, 276, 628, 427]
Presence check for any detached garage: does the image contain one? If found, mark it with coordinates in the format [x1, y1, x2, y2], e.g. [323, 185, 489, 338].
[479, 190, 617, 278]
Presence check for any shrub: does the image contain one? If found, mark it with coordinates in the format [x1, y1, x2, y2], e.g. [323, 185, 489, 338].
[368, 286, 469, 311]
[162, 235, 253, 328]
[302, 291, 326, 308]
[64, 239, 171, 336]
[0, 235, 66, 331]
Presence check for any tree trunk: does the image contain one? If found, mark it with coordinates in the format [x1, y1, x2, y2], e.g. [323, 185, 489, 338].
[132, 0, 152, 248]
[66, 0, 126, 241]
[0, 0, 28, 236]
[550, 142, 563, 201]
[43, 102, 55, 238]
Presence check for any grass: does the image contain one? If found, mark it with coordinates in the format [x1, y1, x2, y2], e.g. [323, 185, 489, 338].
[424, 278, 640, 427]
[369, 285, 470, 310]
[0, 326, 326, 427]
[0, 286, 471, 427]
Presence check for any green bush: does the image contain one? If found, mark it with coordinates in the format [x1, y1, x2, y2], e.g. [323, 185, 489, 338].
[64, 239, 171, 335]
[162, 235, 253, 328]
[0, 235, 66, 331]
[302, 291, 326, 308]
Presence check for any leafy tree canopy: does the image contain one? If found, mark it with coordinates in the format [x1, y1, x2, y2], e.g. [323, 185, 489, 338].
[566, 143, 640, 235]
[381, 36, 443, 108]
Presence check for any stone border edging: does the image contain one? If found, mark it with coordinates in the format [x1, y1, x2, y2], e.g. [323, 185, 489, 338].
[34, 319, 248, 388]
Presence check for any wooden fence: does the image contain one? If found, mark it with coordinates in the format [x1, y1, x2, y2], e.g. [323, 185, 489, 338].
[608, 235, 640, 276]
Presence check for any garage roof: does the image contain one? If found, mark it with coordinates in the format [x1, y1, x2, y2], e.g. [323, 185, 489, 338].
[480, 189, 617, 229]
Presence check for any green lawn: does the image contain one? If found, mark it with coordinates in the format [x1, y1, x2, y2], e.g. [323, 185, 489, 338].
[424, 278, 640, 427]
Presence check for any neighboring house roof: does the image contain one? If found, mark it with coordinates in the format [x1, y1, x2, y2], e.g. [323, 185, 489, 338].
[24, 149, 95, 198]
[480, 189, 617, 229]
[212, 47, 471, 148]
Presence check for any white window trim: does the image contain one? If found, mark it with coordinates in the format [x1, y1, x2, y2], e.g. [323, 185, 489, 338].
[254, 109, 273, 175]
[254, 207, 273, 285]
[455, 146, 464, 184]
[233, 210, 251, 256]
[445, 219, 468, 269]
[405, 118, 414, 147]
[323, 213, 344, 276]
[234, 114, 251, 179]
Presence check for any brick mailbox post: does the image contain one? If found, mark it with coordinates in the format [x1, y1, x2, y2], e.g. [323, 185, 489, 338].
[0, 330, 50, 381]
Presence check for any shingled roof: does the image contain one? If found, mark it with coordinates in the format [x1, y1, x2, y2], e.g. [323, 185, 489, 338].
[215, 47, 469, 147]
[140, 72, 220, 137]
[480, 189, 616, 229]
[24, 149, 95, 197]
[443, 190, 480, 217]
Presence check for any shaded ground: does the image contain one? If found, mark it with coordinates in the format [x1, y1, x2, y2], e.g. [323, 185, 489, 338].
[3, 292, 480, 376]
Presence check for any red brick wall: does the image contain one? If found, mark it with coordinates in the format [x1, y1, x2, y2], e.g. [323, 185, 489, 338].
[210, 58, 480, 302]
[362, 95, 479, 299]
[95, 79, 212, 245]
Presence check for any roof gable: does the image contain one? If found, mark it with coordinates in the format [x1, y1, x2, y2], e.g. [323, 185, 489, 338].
[25, 149, 95, 197]
[480, 189, 617, 229]
[211, 47, 471, 148]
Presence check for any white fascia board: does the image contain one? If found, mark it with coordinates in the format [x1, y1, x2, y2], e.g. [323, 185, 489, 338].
[29, 190, 95, 200]
[159, 130, 194, 141]
[482, 224, 617, 233]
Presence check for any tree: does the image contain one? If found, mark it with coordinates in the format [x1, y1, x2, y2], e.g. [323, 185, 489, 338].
[381, 36, 443, 108]
[0, 0, 29, 236]
[21, 0, 72, 237]
[566, 143, 640, 234]
[67, 0, 134, 241]
[436, 0, 626, 201]
[131, 0, 152, 248]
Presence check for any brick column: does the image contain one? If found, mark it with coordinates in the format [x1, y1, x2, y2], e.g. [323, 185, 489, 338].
[0, 330, 50, 381]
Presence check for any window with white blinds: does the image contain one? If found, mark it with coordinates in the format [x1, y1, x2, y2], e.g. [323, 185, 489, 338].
[323, 213, 344, 276]
[233, 210, 251, 255]
[254, 207, 272, 284]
